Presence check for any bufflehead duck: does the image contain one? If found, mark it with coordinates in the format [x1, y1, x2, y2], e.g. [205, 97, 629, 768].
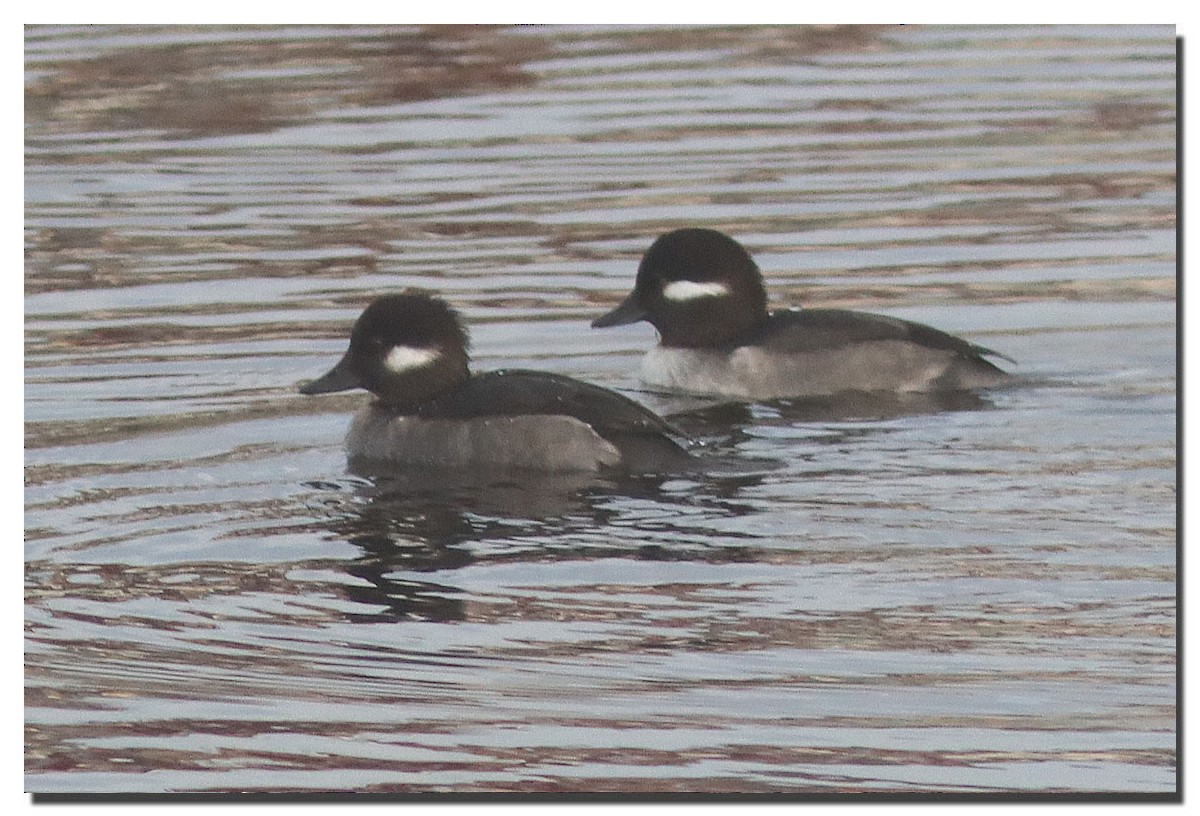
[593, 228, 1013, 400]
[300, 293, 690, 472]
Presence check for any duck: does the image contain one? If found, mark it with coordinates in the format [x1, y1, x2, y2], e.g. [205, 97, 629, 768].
[592, 227, 1013, 400]
[300, 292, 691, 472]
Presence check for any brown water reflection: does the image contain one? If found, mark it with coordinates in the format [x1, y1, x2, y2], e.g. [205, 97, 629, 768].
[25, 24, 1175, 795]
[26, 25, 548, 138]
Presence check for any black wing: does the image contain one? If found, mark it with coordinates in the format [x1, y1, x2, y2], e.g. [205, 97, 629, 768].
[755, 308, 1014, 365]
[416, 370, 685, 438]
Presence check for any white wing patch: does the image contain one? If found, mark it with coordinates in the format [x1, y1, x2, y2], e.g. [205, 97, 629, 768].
[383, 345, 440, 374]
[661, 280, 730, 302]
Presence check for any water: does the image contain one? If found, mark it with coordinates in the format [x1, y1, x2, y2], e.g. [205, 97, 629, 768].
[24, 24, 1176, 795]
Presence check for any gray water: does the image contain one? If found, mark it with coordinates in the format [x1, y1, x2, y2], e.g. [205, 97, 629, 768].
[25, 24, 1176, 795]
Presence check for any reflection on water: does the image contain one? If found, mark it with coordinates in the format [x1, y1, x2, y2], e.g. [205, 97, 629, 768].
[322, 461, 770, 624]
[25, 25, 548, 141]
[25, 24, 1175, 795]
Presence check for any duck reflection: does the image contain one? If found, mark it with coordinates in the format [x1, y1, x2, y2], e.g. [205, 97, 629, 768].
[308, 448, 774, 623]
[308, 386, 999, 624]
[657, 387, 1000, 452]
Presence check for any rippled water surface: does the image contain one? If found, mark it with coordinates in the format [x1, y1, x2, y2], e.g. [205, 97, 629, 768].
[24, 24, 1176, 795]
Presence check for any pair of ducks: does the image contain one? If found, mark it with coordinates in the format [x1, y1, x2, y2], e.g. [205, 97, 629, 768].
[301, 228, 1012, 472]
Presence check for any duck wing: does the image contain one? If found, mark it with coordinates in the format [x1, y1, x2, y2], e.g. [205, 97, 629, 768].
[756, 308, 1015, 365]
[416, 369, 686, 439]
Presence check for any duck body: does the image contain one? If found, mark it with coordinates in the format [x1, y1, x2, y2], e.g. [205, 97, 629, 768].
[639, 307, 1009, 400]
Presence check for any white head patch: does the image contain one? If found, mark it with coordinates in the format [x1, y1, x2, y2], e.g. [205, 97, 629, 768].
[662, 280, 730, 302]
[383, 345, 440, 374]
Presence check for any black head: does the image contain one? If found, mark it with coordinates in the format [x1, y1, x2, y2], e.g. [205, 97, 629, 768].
[591, 228, 769, 348]
[299, 293, 471, 411]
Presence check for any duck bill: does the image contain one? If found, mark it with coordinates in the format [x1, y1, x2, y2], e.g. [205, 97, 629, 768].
[591, 291, 647, 328]
[299, 352, 362, 395]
